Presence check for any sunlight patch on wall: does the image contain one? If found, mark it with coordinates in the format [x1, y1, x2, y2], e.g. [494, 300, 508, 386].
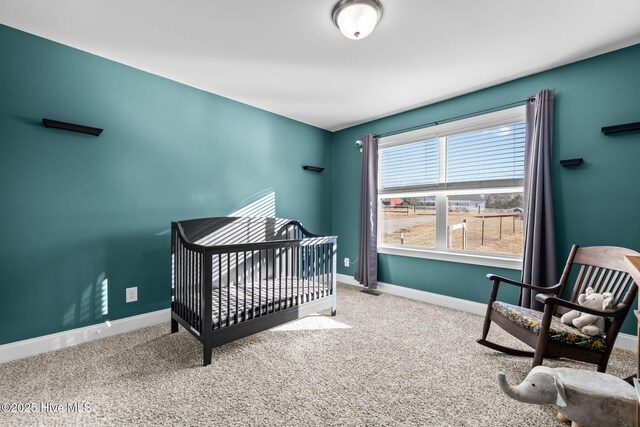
[62, 302, 76, 327]
[194, 190, 278, 247]
[79, 284, 92, 322]
[99, 277, 108, 316]
[229, 190, 276, 218]
[91, 272, 109, 318]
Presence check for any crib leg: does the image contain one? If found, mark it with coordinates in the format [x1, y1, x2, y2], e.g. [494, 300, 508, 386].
[331, 308, 337, 316]
[171, 318, 179, 333]
[203, 342, 213, 367]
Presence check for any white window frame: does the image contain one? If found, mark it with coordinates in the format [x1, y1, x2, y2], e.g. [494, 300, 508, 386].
[377, 106, 526, 270]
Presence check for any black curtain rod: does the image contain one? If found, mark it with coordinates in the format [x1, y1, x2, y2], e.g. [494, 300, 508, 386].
[374, 97, 534, 139]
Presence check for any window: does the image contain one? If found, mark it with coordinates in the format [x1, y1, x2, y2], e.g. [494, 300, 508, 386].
[377, 106, 525, 269]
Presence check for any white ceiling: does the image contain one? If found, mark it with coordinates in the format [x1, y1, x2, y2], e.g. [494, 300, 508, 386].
[2, 0, 640, 131]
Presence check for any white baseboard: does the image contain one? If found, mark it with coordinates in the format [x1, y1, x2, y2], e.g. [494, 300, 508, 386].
[615, 333, 636, 352]
[3, 276, 636, 364]
[0, 309, 170, 364]
[337, 273, 636, 351]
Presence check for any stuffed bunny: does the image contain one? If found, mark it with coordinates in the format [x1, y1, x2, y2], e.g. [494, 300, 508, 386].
[560, 287, 613, 336]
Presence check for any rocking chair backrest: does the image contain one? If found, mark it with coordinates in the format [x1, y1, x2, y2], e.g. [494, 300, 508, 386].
[556, 245, 640, 319]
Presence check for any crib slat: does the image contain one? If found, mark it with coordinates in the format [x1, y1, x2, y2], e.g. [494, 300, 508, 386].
[191, 250, 196, 328]
[318, 244, 321, 299]
[184, 245, 188, 322]
[283, 246, 288, 308]
[235, 252, 239, 324]
[180, 246, 187, 319]
[193, 251, 198, 327]
[175, 241, 179, 318]
[329, 243, 333, 298]
[192, 252, 196, 330]
[188, 249, 192, 327]
[185, 249, 189, 327]
[259, 249, 263, 317]
[227, 254, 231, 327]
[283, 247, 287, 308]
[326, 243, 329, 297]
[320, 244, 323, 298]
[186, 246, 190, 324]
[200, 252, 203, 330]
[177, 241, 181, 320]
[323, 244, 327, 298]
[252, 250, 257, 318]
[192, 250, 196, 325]
[272, 248, 276, 313]
[321, 244, 325, 298]
[302, 246, 306, 304]
[294, 245, 302, 305]
[318, 244, 322, 299]
[307, 245, 311, 302]
[218, 254, 222, 329]
[279, 246, 283, 310]
[309, 245, 313, 300]
[243, 251, 247, 322]
[199, 252, 203, 331]
[187, 249, 192, 327]
[175, 239, 180, 319]
[196, 252, 201, 330]
[308, 245, 311, 302]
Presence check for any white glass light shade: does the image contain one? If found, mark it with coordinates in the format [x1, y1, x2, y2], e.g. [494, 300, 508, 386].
[333, 0, 382, 40]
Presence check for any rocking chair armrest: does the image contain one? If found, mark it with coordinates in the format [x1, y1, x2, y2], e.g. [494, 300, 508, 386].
[486, 274, 562, 293]
[535, 294, 628, 318]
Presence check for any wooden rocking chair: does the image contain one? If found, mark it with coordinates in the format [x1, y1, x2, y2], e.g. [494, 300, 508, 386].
[477, 245, 639, 372]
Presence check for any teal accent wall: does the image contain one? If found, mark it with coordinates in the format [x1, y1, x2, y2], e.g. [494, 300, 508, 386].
[332, 43, 640, 334]
[0, 25, 333, 345]
[2, 20, 640, 345]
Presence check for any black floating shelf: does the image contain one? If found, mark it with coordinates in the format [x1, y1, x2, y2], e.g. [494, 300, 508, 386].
[601, 121, 640, 135]
[303, 165, 324, 173]
[42, 118, 103, 136]
[560, 158, 583, 167]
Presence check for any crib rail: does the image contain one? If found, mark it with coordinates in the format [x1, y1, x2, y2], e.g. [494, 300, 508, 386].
[171, 219, 337, 342]
[207, 238, 336, 328]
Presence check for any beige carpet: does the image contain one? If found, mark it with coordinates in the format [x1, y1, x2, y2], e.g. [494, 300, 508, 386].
[0, 283, 634, 426]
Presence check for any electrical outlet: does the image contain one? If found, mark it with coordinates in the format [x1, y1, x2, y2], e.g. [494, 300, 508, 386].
[344, 258, 350, 267]
[126, 287, 138, 303]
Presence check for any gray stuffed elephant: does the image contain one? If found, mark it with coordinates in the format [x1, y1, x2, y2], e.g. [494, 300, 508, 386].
[498, 366, 635, 427]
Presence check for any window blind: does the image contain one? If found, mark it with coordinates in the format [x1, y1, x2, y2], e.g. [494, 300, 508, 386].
[446, 122, 525, 184]
[379, 139, 439, 191]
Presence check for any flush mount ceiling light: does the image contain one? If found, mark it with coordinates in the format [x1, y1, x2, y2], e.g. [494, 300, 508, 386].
[332, 0, 383, 40]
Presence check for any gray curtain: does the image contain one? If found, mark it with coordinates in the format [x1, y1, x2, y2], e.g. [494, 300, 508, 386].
[520, 89, 557, 310]
[355, 134, 378, 289]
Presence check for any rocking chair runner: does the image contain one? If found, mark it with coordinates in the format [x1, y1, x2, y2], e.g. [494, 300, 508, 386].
[478, 245, 639, 373]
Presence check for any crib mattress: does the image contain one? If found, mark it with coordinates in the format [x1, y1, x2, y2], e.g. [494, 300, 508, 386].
[211, 277, 330, 328]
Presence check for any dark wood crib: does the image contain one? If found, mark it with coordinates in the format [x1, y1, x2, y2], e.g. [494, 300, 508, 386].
[170, 217, 337, 366]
